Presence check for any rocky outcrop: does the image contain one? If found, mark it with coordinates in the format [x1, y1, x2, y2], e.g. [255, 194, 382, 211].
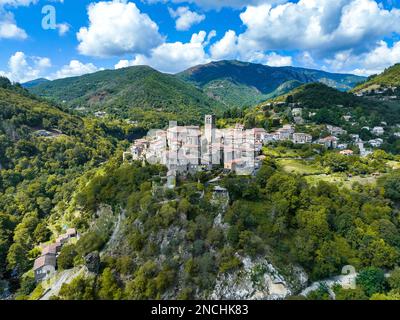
[211, 256, 308, 300]
[85, 252, 100, 274]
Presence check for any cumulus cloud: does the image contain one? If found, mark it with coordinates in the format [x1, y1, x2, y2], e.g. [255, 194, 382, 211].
[51, 60, 100, 79]
[236, 0, 400, 57]
[210, 30, 238, 60]
[0, 10, 26, 39]
[77, 0, 163, 57]
[210, 29, 292, 66]
[324, 40, 400, 76]
[115, 30, 211, 73]
[263, 52, 292, 67]
[168, 6, 205, 31]
[0, 51, 52, 82]
[0, 0, 43, 39]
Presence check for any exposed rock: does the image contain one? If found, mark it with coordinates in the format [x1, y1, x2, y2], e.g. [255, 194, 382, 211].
[211, 256, 308, 300]
[85, 252, 100, 274]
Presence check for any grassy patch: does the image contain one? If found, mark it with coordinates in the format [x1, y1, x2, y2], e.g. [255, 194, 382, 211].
[387, 161, 400, 170]
[305, 173, 380, 188]
[277, 159, 325, 175]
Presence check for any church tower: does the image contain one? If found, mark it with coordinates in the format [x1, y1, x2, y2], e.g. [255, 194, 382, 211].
[205, 115, 216, 145]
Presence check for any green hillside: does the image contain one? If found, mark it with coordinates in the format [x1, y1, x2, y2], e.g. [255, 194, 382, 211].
[29, 66, 226, 126]
[272, 82, 361, 108]
[353, 64, 400, 92]
[178, 60, 365, 108]
[0, 78, 128, 286]
[21, 78, 50, 89]
[242, 83, 400, 130]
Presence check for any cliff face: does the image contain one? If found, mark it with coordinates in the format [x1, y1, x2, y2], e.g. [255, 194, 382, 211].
[211, 256, 308, 300]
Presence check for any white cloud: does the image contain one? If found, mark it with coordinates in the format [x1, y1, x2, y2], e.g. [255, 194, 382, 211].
[0, 0, 41, 39]
[77, 0, 163, 57]
[115, 30, 211, 73]
[34, 56, 51, 69]
[297, 51, 318, 69]
[169, 6, 205, 31]
[324, 40, 400, 76]
[0, 51, 51, 82]
[210, 30, 238, 60]
[56, 22, 70, 36]
[263, 52, 292, 67]
[0, 11, 26, 39]
[236, 0, 400, 57]
[0, 0, 38, 6]
[210, 29, 292, 66]
[52, 60, 100, 79]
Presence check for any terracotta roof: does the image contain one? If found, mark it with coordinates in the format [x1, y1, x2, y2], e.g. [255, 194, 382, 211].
[56, 234, 69, 243]
[41, 243, 60, 255]
[33, 254, 56, 270]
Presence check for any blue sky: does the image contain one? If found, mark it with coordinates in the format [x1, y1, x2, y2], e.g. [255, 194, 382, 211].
[1, 0, 400, 82]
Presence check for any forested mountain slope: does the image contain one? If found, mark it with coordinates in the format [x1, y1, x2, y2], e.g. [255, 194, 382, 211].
[178, 60, 365, 108]
[0, 77, 129, 294]
[29, 66, 226, 126]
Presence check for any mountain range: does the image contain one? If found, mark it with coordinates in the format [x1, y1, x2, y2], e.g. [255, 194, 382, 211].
[27, 60, 365, 116]
[177, 60, 365, 107]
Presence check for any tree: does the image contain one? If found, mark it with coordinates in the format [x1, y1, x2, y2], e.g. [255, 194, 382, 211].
[58, 244, 78, 270]
[57, 275, 95, 300]
[334, 287, 368, 300]
[388, 267, 400, 292]
[356, 267, 387, 297]
[382, 172, 400, 202]
[97, 268, 122, 300]
[314, 236, 354, 279]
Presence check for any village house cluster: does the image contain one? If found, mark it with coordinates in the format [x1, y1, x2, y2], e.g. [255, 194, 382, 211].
[33, 228, 78, 282]
[123, 115, 318, 182]
[124, 110, 400, 185]
[124, 115, 267, 179]
[355, 86, 398, 100]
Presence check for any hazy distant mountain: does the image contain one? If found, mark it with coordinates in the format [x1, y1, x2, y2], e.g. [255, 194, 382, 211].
[178, 60, 365, 108]
[21, 78, 50, 88]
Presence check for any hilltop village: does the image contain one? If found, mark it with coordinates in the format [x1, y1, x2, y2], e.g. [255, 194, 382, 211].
[124, 111, 400, 185]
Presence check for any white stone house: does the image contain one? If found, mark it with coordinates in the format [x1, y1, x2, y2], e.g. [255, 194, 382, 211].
[318, 136, 338, 149]
[292, 133, 312, 144]
[292, 108, 303, 117]
[372, 127, 385, 136]
[369, 138, 383, 147]
[33, 254, 56, 282]
[327, 125, 347, 136]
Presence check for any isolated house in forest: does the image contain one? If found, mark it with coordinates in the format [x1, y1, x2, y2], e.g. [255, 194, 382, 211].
[33, 254, 56, 282]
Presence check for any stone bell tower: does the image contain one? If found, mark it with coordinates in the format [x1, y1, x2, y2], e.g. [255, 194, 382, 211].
[205, 114, 216, 145]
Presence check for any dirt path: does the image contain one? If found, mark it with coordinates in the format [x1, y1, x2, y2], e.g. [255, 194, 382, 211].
[40, 267, 86, 300]
[101, 209, 126, 257]
[300, 273, 357, 298]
